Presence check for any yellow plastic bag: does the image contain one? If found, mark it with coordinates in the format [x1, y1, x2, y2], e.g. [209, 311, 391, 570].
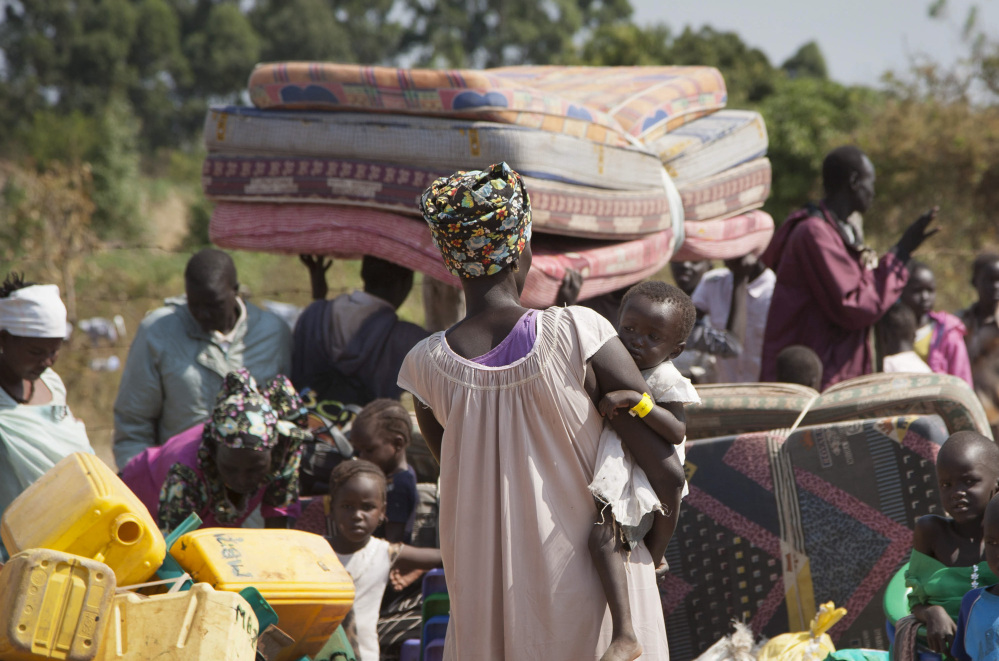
[757, 602, 847, 661]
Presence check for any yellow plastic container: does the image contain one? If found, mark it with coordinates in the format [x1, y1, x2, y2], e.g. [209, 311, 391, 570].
[0, 453, 166, 587]
[170, 529, 354, 661]
[96, 582, 258, 660]
[0, 548, 116, 661]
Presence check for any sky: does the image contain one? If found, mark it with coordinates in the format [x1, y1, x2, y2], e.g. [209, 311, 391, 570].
[630, 0, 999, 86]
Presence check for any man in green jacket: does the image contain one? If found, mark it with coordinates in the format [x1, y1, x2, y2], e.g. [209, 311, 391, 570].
[113, 249, 291, 468]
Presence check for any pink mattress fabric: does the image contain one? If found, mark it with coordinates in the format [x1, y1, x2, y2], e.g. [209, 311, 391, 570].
[671, 209, 775, 262]
[209, 202, 676, 308]
[247, 63, 726, 147]
[201, 154, 675, 240]
[677, 157, 771, 221]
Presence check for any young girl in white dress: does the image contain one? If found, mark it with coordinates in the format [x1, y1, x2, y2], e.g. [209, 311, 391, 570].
[588, 280, 700, 661]
[319, 460, 441, 661]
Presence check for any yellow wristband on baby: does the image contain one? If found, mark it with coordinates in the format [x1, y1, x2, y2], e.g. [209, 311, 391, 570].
[629, 392, 655, 418]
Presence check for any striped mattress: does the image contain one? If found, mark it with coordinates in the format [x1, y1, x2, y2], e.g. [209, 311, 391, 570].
[685, 372, 992, 441]
[203, 106, 667, 192]
[648, 109, 769, 183]
[671, 209, 775, 262]
[678, 157, 771, 221]
[209, 201, 677, 309]
[202, 153, 683, 241]
[247, 63, 727, 147]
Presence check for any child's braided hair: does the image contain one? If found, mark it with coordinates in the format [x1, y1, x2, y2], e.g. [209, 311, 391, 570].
[353, 398, 412, 448]
[328, 458, 387, 503]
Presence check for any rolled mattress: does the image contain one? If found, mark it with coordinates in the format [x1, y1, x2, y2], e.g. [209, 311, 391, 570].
[647, 109, 769, 183]
[209, 201, 677, 309]
[247, 62, 727, 146]
[678, 157, 771, 222]
[202, 153, 682, 241]
[685, 372, 992, 440]
[204, 106, 667, 192]
[671, 209, 775, 262]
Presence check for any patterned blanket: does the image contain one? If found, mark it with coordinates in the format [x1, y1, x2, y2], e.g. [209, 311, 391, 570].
[208, 201, 676, 308]
[665, 415, 948, 659]
[247, 63, 727, 147]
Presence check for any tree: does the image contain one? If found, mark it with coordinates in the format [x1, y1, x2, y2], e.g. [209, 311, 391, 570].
[251, 0, 354, 63]
[574, 22, 673, 66]
[782, 41, 828, 80]
[400, 0, 632, 68]
[575, 24, 779, 103]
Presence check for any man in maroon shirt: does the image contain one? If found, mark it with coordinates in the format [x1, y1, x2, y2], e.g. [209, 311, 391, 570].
[760, 146, 938, 389]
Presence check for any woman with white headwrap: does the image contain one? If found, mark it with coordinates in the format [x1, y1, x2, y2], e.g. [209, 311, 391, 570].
[0, 273, 93, 533]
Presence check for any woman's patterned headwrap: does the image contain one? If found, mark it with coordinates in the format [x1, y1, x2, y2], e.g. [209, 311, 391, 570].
[203, 369, 279, 451]
[419, 162, 532, 279]
[179, 369, 309, 525]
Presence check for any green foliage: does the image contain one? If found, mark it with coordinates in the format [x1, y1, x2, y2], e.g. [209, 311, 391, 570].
[89, 96, 145, 241]
[574, 22, 673, 66]
[14, 110, 101, 167]
[182, 196, 214, 249]
[183, 3, 260, 95]
[664, 26, 776, 103]
[251, 0, 354, 63]
[782, 41, 828, 80]
[575, 23, 776, 103]
[400, 0, 631, 68]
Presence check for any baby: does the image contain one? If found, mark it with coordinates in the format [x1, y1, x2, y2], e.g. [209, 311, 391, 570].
[907, 431, 999, 654]
[952, 491, 999, 660]
[588, 280, 699, 661]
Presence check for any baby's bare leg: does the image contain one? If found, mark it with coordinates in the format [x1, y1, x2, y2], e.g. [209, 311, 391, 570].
[645, 475, 682, 569]
[589, 511, 642, 661]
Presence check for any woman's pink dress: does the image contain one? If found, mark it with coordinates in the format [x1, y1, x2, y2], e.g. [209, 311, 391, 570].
[399, 306, 669, 661]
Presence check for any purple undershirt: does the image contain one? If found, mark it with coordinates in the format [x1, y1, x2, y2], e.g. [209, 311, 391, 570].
[471, 310, 539, 367]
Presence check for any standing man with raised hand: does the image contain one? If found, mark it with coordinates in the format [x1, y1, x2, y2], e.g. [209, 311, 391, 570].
[760, 145, 938, 389]
[113, 249, 291, 468]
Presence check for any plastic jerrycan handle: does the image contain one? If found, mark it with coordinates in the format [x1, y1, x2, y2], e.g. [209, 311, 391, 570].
[155, 512, 203, 589]
[239, 586, 279, 632]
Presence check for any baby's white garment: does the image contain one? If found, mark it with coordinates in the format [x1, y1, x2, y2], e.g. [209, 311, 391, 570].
[588, 360, 700, 543]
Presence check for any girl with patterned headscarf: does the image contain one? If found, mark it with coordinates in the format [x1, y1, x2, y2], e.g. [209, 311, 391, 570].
[120, 369, 310, 533]
[397, 163, 678, 660]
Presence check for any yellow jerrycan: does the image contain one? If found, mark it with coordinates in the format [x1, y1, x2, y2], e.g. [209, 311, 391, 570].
[170, 528, 354, 661]
[0, 548, 116, 661]
[95, 582, 258, 660]
[0, 453, 166, 587]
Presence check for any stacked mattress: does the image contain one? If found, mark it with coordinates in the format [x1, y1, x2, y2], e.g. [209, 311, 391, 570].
[651, 109, 774, 261]
[204, 62, 772, 305]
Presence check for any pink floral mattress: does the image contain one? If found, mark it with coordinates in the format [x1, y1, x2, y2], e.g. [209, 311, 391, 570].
[247, 63, 726, 147]
[209, 201, 677, 308]
[671, 209, 775, 262]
